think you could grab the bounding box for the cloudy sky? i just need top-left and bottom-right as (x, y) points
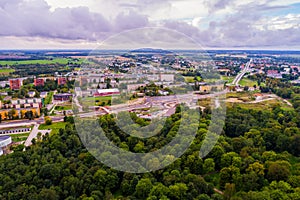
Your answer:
(0, 0), (300, 49)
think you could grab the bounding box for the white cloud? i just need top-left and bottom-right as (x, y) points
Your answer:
(254, 14), (300, 30)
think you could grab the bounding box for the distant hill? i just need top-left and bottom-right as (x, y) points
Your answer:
(130, 48), (173, 54)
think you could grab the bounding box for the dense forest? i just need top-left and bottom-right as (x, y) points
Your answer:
(0, 103), (300, 199)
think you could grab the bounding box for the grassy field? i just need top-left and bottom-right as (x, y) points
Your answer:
(0, 68), (15, 75)
(44, 91), (54, 105)
(82, 96), (112, 106)
(55, 105), (73, 111)
(239, 78), (258, 87)
(184, 76), (195, 83)
(227, 99), (293, 111)
(222, 76), (234, 83)
(222, 76), (258, 87)
(10, 133), (30, 142)
(39, 122), (67, 134)
(0, 58), (84, 66)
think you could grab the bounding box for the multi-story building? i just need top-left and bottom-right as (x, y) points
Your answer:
(53, 93), (73, 101)
(57, 77), (67, 85)
(9, 79), (22, 90)
(34, 78), (44, 87)
(160, 74), (174, 82)
(10, 98), (42, 109)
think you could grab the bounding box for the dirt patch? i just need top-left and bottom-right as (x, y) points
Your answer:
(226, 98), (243, 103)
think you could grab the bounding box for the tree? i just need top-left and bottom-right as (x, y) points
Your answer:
(224, 183), (236, 200)
(267, 161), (291, 182)
(8, 108), (17, 120)
(25, 110), (34, 120)
(219, 166), (240, 189)
(38, 189), (58, 200)
(135, 178), (153, 199)
(169, 183), (188, 200)
(149, 183), (170, 199)
(203, 158), (215, 174)
(289, 135), (300, 156)
(42, 108), (49, 116)
(45, 116), (52, 125)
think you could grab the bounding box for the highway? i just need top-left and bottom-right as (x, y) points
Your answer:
(232, 59), (252, 86)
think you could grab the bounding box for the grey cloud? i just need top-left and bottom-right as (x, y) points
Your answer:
(204, 0), (236, 13)
(204, 2), (300, 48)
(0, 0), (299, 49)
(114, 11), (149, 31)
(0, 0), (150, 41)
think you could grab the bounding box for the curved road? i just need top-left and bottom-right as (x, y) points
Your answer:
(232, 59), (252, 86)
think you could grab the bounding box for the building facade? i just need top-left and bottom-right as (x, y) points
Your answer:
(53, 93), (73, 101)
(34, 78), (45, 87)
(57, 77), (67, 85)
(9, 79), (22, 90)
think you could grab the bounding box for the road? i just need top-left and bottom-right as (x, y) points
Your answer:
(24, 124), (39, 146)
(24, 124), (51, 146)
(73, 95), (83, 112)
(232, 59), (252, 86)
(0, 91), (227, 128)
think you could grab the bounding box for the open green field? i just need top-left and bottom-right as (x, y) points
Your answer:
(44, 91), (54, 105)
(0, 58), (84, 66)
(82, 96), (112, 106)
(222, 76), (258, 87)
(222, 76), (234, 83)
(55, 104), (73, 111)
(227, 99), (293, 111)
(39, 122), (67, 134)
(239, 78), (258, 87)
(0, 68), (15, 74)
(184, 76), (195, 83)
(10, 133), (30, 142)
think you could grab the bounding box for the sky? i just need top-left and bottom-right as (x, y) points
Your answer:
(0, 0), (300, 50)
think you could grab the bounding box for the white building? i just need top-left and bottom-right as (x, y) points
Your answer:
(0, 136), (12, 156)
(160, 74), (174, 82)
(28, 91), (36, 98)
(40, 92), (48, 98)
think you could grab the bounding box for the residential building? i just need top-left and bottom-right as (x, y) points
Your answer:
(34, 78), (44, 87)
(9, 79), (22, 90)
(127, 84), (146, 91)
(160, 74), (174, 82)
(267, 70), (282, 79)
(28, 91), (36, 98)
(53, 93), (73, 101)
(40, 92), (48, 98)
(10, 98), (42, 109)
(57, 77), (67, 85)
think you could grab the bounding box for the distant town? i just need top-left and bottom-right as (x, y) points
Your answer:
(0, 49), (299, 155)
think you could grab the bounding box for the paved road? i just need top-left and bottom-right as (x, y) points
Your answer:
(24, 124), (51, 146)
(73, 95), (83, 112)
(0, 91), (227, 127)
(232, 59), (252, 86)
(24, 124), (39, 146)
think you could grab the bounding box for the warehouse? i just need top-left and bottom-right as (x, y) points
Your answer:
(94, 89), (120, 97)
